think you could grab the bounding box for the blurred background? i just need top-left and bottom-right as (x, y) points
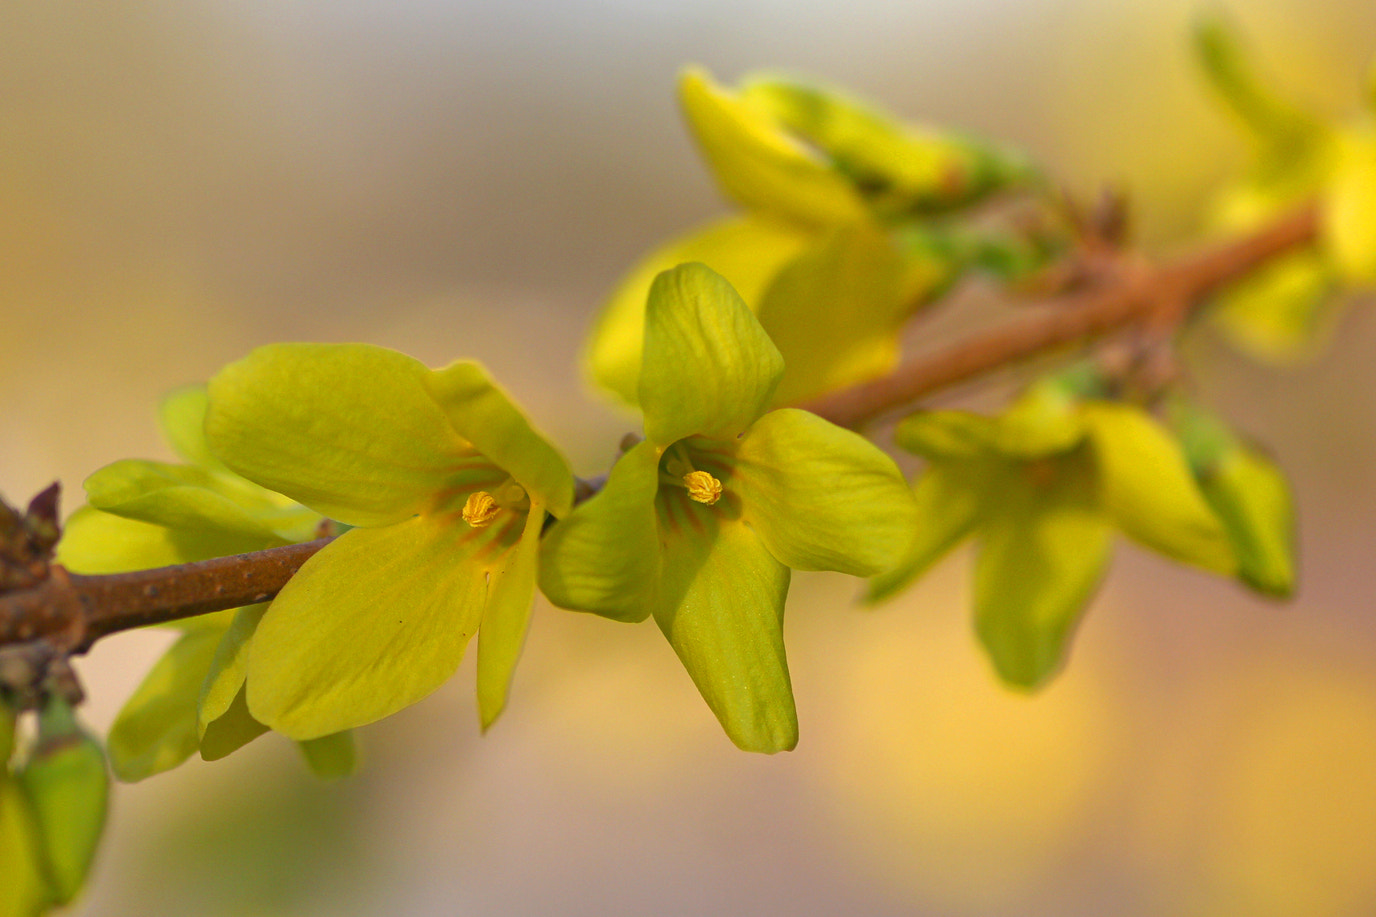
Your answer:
(3, 1), (1376, 914)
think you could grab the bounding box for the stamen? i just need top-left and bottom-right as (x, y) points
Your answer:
(683, 470), (722, 505)
(462, 491), (501, 527)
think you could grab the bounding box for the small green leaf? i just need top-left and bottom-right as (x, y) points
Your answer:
(1323, 129), (1376, 284)
(1192, 10), (1320, 162)
(586, 215), (813, 407)
(893, 410), (1002, 461)
(729, 408), (918, 576)
(652, 503), (796, 754)
(426, 362), (574, 518)
(83, 460), (290, 545)
(246, 517), (492, 739)
(866, 460), (994, 604)
(198, 604), (268, 736)
(1083, 404), (1236, 575)
(475, 505), (544, 730)
(639, 264), (783, 446)
(753, 224), (911, 405)
(206, 343), (467, 527)
(158, 385), (228, 473)
(1198, 446), (1297, 597)
(0, 777), (53, 917)
(973, 457), (1113, 689)
(198, 687), (268, 762)
(679, 68), (868, 227)
(108, 627), (225, 782)
(298, 732), (357, 780)
(741, 74), (1035, 215)
(538, 441), (662, 623)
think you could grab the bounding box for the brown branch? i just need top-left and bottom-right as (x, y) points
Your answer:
(0, 202), (1323, 655)
(802, 202), (1320, 429)
(0, 539), (331, 652)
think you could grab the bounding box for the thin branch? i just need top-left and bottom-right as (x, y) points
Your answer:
(802, 202), (1320, 429)
(0, 202), (1322, 653)
(0, 540), (331, 651)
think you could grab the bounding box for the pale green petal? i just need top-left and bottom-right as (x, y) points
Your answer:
(679, 68), (868, 227)
(1083, 403), (1236, 575)
(1210, 250), (1338, 362)
(1323, 129), (1376, 284)
(866, 460), (994, 604)
(587, 215), (815, 407)
(893, 410), (1001, 461)
(754, 224), (910, 405)
(729, 408), (917, 575)
(973, 457), (1113, 689)
(1198, 446), (1297, 597)
(108, 628), (225, 782)
(652, 501), (795, 753)
(84, 460), (288, 544)
(246, 517), (492, 739)
(0, 778), (53, 917)
(298, 732), (357, 780)
(426, 362), (573, 518)
(206, 343), (467, 527)
(475, 505), (544, 730)
(158, 384), (227, 472)
(198, 686), (268, 762)
(538, 441), (661, 623)
(639, 264), (783, 446)
(198, 604), (268, 736)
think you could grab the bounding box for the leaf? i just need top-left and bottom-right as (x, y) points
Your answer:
(108, 628), (225, 782)
(425, 361), (573, 518)
(1198, 446), (1297, 597)
(0, 778), (53, 917)
(198, 686), (268, 762)
(586, 215), (814, 407)
(83, 460), (291, 545)
(198, 604), (268, 736)
(537, 441), (662, 623)
(298, 732), (357, 780)
(973, 456), (1113, 689)
(741, 74), (1035, 215)
(753, 224), (911, 405)
(678, 68), (868, 227)
(728, 408), (919, 576)
(206, 343), (468, 527)
(651, 499), (796, 753)
(1083, 404), (1236, 575)
(639, 264), (784, 446)
(158, 385), (228, 473)
(246, 517), (495, 739)
(893, 410), (1002, 461)
(866, 460), (994, 604)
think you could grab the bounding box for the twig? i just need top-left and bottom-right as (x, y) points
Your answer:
(802, 202), (1320, 428)
(0, 203), (1322, 651)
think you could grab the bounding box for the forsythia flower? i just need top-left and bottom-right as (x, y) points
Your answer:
(541, 263), (919, 753)
(204, 344), (574, 739)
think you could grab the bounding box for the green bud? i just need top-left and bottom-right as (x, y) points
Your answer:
(18, 698), (109, 906)
(0, 776), (53, 917)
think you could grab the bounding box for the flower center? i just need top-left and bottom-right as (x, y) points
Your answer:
(462, 492), (501, 527)
(682, 470), (722, 505)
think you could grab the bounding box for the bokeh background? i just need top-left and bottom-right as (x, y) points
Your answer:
(3, 1), (1376, 914)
